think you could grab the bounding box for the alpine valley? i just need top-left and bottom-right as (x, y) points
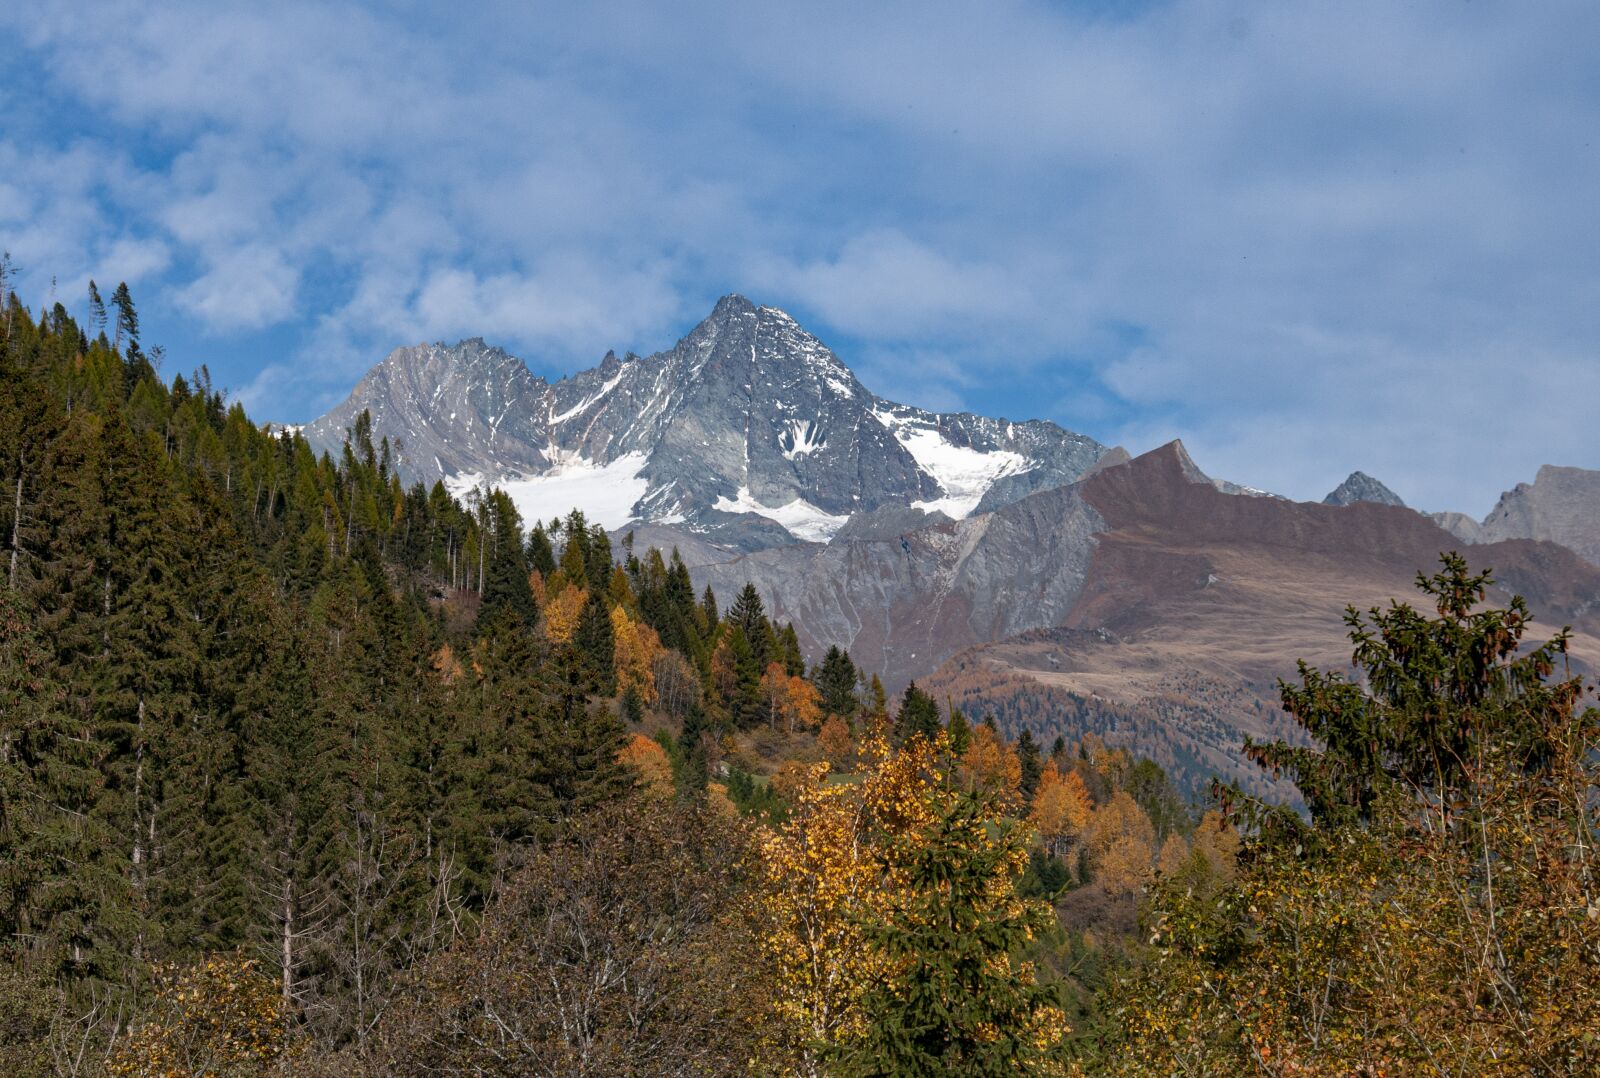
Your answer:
(307, 296), (1600, 797)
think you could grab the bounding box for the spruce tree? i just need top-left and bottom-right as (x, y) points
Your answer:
(838, 793), (1066, 1076)
(574, 593), (616, 695)
(110, 282), (139, 356)
(896, 682), (941, 743)
(815, 645), (860, 719)
(1016, 729), (1042, 803)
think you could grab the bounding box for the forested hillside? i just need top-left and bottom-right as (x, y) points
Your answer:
(2, 289), (1596, 1075)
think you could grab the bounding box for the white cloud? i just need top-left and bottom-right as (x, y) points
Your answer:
(0, 0), (1593, 515)
(174, 245), (299, 331)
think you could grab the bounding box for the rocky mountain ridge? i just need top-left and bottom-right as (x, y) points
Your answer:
(306, 296), (1108, 548)
(1430, 464), (1600, 567)
(1323, 470), (1406, 507)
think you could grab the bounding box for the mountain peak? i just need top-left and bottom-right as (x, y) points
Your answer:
(710, 293), (757, 318)
(307, 297), (1112, 545)
(1323, 471), (1405, 508)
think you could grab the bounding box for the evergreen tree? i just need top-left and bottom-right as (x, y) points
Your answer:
(527, 521), (556, 577)
(574, 593), (616, 695)
(673, 704), (710, 800)
(814, 645), (860, 719)
(1016, 729), (1042, 803)
(475, 491), (535, 631)
(896, 682), (942, 743)
(110, 281), (139, 356)
(946, 707), (973, 756)
(87, 280), (107, 341)
(838, 793), (1066, 1076)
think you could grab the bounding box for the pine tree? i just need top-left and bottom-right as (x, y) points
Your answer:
(475, 491), (535, 631)
(896, 682), (941, 743)
(110, 282), (139, 356)
(814, 644), (859, 719)
(946, 707), (973, 756)
(1016, 729), (1042, 803)
(527, 522), (556, 577)
(836, 792), (1068, 1075)
(574, 593), (616, 695)
(87, 280), (107, 342)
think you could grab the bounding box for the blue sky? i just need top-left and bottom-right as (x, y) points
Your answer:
(2, 0), (1596, 515)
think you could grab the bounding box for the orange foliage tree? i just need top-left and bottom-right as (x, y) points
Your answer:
(957, 722), (1022, 806)
(611, 606), (663, 707)
(1086, 791), (1156, 896)
(760, 662), (823, 733)
(1030, 759), (1093, 858)
(617, 733), (674, 799)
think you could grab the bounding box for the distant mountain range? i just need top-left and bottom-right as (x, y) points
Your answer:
(305, 298), (1600, 795)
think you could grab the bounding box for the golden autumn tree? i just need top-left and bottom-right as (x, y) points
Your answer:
(753, 731), (941, 1072)
(1086, 791), (1156, 895)
(1094, 558), (1600, 1075)
(106, 955), (303, 1076)
(755, 729), (1070, 1074)
(1155, 833), (1189, 877)
(958, 722), (1022, 806)
(611, 605), (663, 707)
(1030, 759), (1092, 858)
(617, 732), (674, 798)
(816, 714), (854, 767)
(540, 582), (587, 646)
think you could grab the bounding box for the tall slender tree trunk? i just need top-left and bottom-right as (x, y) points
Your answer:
(7, 449), (22, 590)
(282, 878), (295, 1006)
(131, 698), (146, 964)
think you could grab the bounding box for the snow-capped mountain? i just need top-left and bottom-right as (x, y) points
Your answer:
(305, 295), (1108, 547)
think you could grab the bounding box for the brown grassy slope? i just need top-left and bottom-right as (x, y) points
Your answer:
(925, 442), (1600, 797)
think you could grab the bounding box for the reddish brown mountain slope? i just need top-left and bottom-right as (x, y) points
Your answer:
(925, 442), (1600, 797)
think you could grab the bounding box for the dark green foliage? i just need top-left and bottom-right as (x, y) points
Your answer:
(620, 684), (644, 724)
(946, 707), (973, 756)
(1247, 552), (1577, 829)
(725, 765), (787, 824)
(672, 705), (711, 799)
(814, 644), (860, 719)
(896, 682), (942, 743)
(475, 490), (536, 631)
(0, 292), (643, 1050)
(527, 521), (556, 577)
(1016, 729), (1042, 802)
(574, 592), (616, 695)
(1123, 758), (1190, 843)
(1017, 846), (1070, 900)
(837, 793), (1066, 1076)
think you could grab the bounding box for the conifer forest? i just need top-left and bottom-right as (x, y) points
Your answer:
(1, 290), (1597, 1076)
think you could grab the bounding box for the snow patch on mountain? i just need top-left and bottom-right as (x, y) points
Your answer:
(780, 419), (827, 459)
(873, 409), (1030, 518)
(447, 451), (650, 531)
(713, 486), (850, 543)
(550, 371), (624, 425)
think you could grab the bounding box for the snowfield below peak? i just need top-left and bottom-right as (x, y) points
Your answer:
(713, 486), (850, 543)
(447, 451), (650, 531)
(873, 409), (1031, 519)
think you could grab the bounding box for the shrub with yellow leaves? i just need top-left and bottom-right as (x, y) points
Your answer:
(106, 954), (302, 1076)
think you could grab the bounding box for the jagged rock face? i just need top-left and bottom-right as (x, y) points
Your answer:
(1477, 465), (1600, 566)
(1323, 471), (1406, 508)
(691, 482), (1106, 689)
(304, 295), (1107, 546)
(305, 338), (554, 480)
(1429, 510), (1486, 545)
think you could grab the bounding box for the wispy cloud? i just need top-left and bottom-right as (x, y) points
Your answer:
(0, 0), (1595, 514)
